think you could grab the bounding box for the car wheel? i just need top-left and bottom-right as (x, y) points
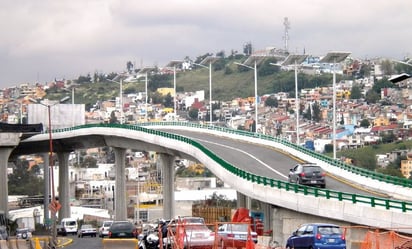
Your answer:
(285, 245), (293, 249)
(22, 233), (28, 240)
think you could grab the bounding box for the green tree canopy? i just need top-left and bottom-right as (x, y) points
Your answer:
(8, 159), (44, 195)
(360, 119), (370, 128)
(350, 85), (362, 99)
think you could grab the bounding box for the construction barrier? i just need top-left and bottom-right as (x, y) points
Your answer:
(102, 238), (139, 249)
(360, 229), (412, 249)
(0, 239), (31, 249)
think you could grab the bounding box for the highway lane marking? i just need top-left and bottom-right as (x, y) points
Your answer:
(194, 138), (288, 179)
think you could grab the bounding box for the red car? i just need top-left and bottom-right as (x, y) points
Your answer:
(217, 223), (257, 249)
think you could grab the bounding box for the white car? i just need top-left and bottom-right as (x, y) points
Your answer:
(99, 220), (113, 238)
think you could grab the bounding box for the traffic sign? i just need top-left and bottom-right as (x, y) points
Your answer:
(48, 200), (61, 213)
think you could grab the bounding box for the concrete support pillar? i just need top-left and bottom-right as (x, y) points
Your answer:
(114, 147), (127, 221)
(159, 153), (175, 219)
(0, 133), (22, 216)
(261, 202), (272, 233)
(0, 148), (14, 215)
(236, 191), (247, 208)
(57, 152), (71, 221)
(43, 153), (50, 223)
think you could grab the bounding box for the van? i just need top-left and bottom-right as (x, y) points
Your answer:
(60, 218), (78, 235)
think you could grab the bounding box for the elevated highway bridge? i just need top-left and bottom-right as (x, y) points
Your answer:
(1, 122), (412, 246)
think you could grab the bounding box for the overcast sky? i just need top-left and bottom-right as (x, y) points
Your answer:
(1, 0), (411, 88)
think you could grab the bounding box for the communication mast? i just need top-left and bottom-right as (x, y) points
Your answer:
(283, 17), (291, 52)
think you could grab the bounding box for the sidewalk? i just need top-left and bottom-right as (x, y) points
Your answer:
(0, 236), (73, 249)
(32, 236), (73, 248)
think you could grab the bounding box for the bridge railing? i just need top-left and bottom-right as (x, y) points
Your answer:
(49, 122), (412, 213)
(137, 121), (412, 188)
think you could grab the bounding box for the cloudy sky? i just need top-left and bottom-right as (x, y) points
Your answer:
(1, 0), (411, 88)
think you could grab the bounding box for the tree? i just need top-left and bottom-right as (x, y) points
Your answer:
(360, 119), (370, 128)
(303, 105), (312, 120)
(265, 96), (278, 108)
(164, 93), (173, 108)
(188, 108), (199, 120)
(372, 77), (394, 93)
(312, 102), (321, 122)
(365, 89), (379, 104)
(380, 59), (394, 75)
(350, 85), (362, 99)
(109, 110), (118, 124)
(8, 159), (44, 195)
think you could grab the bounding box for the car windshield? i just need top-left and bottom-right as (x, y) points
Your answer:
(226, 224), (249, 232)
(182, 217), (204, 224)
(82, 225), (92, 229)
(112, 223), (132, 229)
(303, 166), (321, 173)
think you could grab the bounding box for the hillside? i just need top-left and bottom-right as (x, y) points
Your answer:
(47, 56), (337, 108)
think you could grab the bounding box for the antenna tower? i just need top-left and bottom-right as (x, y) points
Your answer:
(283, 17), (291, 52)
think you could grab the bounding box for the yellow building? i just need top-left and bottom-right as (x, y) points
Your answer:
(373, 115), (390, 127)
(157, 87), (174, 96)
(401, 153), (412, 178)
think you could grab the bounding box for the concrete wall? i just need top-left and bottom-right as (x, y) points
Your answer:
(271, 205), (368, 249)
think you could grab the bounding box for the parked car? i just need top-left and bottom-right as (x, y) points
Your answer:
(217, 223), (257, 249)
(56, 225), (67, 236)
(173, 217), (215, 249)
(99, 220), (113, 238)
(16, 228), (32, 240)
(60, 218), (78, 235)
(108, 221), (138, 239)
(78, 224), (97, 238)
(288, 163), (326, 188)
(285, 223), (346, 249)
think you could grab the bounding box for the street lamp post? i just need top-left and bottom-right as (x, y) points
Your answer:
(319, 51), (351, 159)
(235, 61), (259, 132)
(108, 78), (124, 124)
(278, 54), (308, 145)
(29, 96), (70, 248)
(136, 67), (154, 121)
(166, 61), (184, 119)
(194, 56), (220, 124)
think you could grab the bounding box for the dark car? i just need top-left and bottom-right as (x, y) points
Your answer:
(288, 163), (326, 188)
(108, 221), (138, 239)
(286, 223), (346, 249)
(77, 224), (97, 238)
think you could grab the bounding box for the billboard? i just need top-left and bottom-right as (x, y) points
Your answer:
(27, 103), (85, 131)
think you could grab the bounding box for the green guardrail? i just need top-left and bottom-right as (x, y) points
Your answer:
(137, 121), (412, 188)
(46, 122), (412, 213)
